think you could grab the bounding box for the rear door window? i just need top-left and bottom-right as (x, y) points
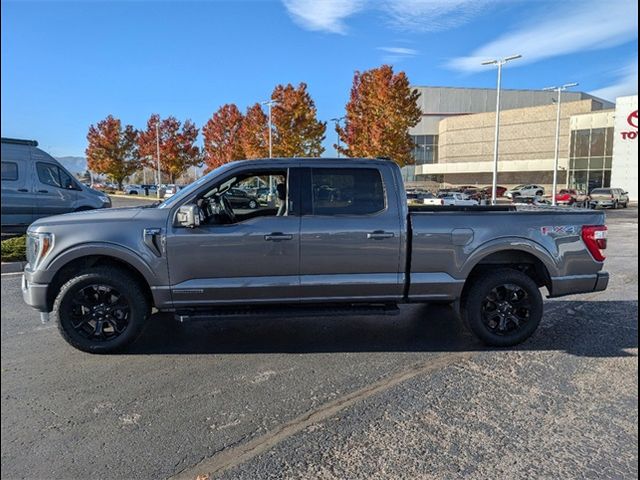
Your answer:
(310, 168), (385, 215)
(1, 161), (18, 181)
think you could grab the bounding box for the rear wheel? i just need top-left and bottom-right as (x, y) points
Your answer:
(535, 190), (543, 196)
(461, 269), (543, 347)
(248, 199), (258, 209)
(53, 267), (150, 353)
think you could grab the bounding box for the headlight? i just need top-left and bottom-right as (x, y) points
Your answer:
(26, 232), (54, 269)
(98, 195), (110, 204)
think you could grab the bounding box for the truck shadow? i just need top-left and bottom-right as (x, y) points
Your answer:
(126, 300), (638, 358)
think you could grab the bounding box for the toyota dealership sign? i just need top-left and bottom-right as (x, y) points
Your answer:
(620, 109), (638, 140)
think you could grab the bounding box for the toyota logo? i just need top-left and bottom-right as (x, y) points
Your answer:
(628, 110), (638, 129)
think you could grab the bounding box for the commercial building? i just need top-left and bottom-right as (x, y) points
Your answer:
(406, 87), (638, 200)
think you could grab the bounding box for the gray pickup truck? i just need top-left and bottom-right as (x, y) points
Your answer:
(22, 158), (609, 353)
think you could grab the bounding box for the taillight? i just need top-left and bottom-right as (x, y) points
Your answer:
(582, 225), (607, 261)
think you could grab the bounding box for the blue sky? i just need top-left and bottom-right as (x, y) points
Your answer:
(1, 0), (638, 157)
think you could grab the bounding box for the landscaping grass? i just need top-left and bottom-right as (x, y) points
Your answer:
(1, 235), (26, 262)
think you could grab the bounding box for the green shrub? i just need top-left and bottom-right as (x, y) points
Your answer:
(1, 235), (26, 262)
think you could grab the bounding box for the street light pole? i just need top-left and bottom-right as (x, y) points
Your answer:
(261, 99), (280, 158)
(482, 54), (522, 204)
(155, 121), (162, 198)
(330, 116), (345, 157)
(543, 82), (578, 205)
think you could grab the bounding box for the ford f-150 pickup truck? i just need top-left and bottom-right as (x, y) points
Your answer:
(22, 158), (609, 353)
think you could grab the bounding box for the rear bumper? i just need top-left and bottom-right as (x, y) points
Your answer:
(549, 271), (609, 298)
(21, 272), (50, 312)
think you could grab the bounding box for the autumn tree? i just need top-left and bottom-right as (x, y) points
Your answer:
(202, 104), (245, 172)
(336, 65), (422, 166)
(138, 114), (200, 183)
(240, 103), (269, 159)
(85, 115), (140, 189)
(271, 83), (326, 157)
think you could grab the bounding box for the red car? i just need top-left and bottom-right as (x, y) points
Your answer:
(482, 185), (508, 198)
(555, 189), (589, 205)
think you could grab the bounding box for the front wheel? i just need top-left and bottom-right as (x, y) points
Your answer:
(53, 267), (150, 353)
(248, 200), (258, 209)
(461, 269), (543, 347)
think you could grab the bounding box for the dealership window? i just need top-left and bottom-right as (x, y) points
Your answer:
(568, 127), (614, 193)
(411, 135), (438, 165)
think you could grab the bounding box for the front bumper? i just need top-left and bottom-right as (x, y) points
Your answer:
(549, 271), (609, 298)
(22, 271), (50, 312)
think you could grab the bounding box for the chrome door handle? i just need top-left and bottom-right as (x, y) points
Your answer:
(367, 231), (395, 240)
(17, 189), (29, 192)
(264, 233), (293, 241)
(38, 189), (49, 193)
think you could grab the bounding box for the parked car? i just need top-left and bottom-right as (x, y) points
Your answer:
(555, 189), (590, 206)
(22, 158), (608, 353)
(462, 188), (486, 202)
(505, 184), (545, 198)
(125, 184), (158, 196)
(162, 184), (184, 198)
(406, 191), (436, 206)
(512, 195), (551, 206)
(441, 192), (479, 206)
(589, 188), (630, 209)
(482, 185), (508, 198)
(1, 137), (111, 233)
(224, 187), (259, 209)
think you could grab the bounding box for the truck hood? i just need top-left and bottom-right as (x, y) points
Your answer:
(29, 207), (145, 230)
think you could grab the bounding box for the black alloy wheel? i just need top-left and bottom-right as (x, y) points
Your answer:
(480, 283), (531, 336)
(70, 284), (131, 341)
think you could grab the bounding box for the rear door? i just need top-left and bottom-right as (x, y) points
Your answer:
(298, 165), (403, 301)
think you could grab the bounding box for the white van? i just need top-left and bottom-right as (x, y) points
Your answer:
(1, 138), (111, 233)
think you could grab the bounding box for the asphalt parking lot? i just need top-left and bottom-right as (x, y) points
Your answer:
(1, 202), (637, 480)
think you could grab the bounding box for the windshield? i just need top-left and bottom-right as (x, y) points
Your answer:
(157, 162), (239, 209)
(591, 189), (610, 194)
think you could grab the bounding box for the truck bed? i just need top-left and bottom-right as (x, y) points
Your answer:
(405, 207), (607, 301)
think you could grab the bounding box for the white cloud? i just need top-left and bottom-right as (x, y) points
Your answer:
(281, 0), (499, 34)
(590, 61), (639, 101)
(281, 0), (366, 34)
(447, 0), (638, 72)
(383, 0), (499, 32)
(378, 47), (419, 55)
(378, 46), (419, 63)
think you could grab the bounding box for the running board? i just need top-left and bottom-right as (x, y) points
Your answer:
(174, 303), (400, 322)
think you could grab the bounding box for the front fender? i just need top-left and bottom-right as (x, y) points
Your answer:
(33, 242), (161, 286)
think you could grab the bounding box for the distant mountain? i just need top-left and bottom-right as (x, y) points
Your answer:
(56, 156), (87, 175)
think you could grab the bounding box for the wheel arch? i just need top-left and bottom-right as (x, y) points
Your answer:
(44, 246), (157, 312)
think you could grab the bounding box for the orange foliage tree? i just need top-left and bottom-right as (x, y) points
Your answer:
(240, 103), (269, 159)
(138, 114), (200, 183)
(271, 83), (326, 157)
(336, 65), (422, 166)
(86, 115), (140, 189)
(202, 104), (245, 172)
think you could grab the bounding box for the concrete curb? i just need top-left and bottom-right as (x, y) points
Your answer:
(1, 261), (26, 274)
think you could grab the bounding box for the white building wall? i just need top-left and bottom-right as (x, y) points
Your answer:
(610, 95), (638, 201)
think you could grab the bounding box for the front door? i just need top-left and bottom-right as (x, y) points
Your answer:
(165, 167), (300, 307)
(298, 166), (404, 302)
(34, 161), (77, 219)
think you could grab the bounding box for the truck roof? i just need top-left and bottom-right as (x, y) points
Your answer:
(1, 137), (39, 146)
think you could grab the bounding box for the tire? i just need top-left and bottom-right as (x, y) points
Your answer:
(535, 190), (543, 196)
(248, 200), (258, 209)
(53, 266), (150, 353)
(461, 268), (543, 347)
(129, 191), (138, 195)
(623, 202), (628, 208)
